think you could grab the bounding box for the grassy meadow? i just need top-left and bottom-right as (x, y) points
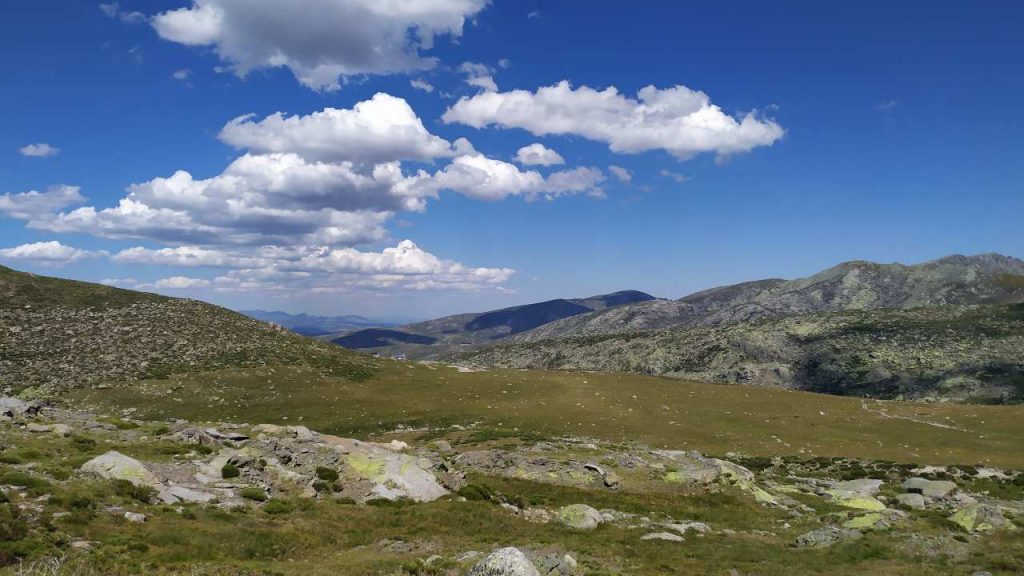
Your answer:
(72, 361), (1024, 469)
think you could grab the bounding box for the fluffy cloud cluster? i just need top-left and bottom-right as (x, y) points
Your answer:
(0, 185), (84, 220)
(23, 95), (601, 250)
(105, 240), (513, 293)
(151, 0), (488, 91)
(6, 94), (613, 293)
(0, 241), (106, 266)
(443, 81), (784, 160)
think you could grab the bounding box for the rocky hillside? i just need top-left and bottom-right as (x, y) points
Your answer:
(0, 266), (376, 394)
(459, 304), (1024, 403)
(512, 254), (1024, 343)
(325, 290), (656, 359)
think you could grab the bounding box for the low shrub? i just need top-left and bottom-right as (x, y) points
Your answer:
(221, 463), (240, 479)
(239, 487), (267, 502)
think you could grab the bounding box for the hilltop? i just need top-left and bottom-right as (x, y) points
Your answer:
(0, 266), (377, 394)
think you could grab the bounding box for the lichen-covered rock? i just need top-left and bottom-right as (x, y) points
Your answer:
(468, 547), (540, 576)
(336, 439), (448, 502)
(81, 451), (157, 487)
(948, 504), (1015, 533)
(555, 504), (602, 530)
(795, 525), (863, 548)
(825, 489), (887, 511)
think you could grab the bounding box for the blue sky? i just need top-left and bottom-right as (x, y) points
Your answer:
(1, 1), (1022, 321)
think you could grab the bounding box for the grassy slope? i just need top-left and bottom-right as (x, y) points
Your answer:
(73, 362), (1024, 469)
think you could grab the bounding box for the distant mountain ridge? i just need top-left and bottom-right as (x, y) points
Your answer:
(240, 310), (394, 336)
(326, 290), (657, 358)
(510, 253), (1024, 343)
(457, 253), (1024, 403)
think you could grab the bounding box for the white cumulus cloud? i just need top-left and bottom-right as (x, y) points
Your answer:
(0, 185), (85, 220)
(608, 165), (631, 183)
(19, 143), (60, 158)
(0, 241), (107, 267)
(515, 143), (564, 166)
(443, 80), (784, 160)
(427, 154), (603, 201)
(218, 93), (454, 164)
(151, 0), (489, 91)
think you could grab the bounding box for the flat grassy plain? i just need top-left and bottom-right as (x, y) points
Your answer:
(72, 361), (1024, 469)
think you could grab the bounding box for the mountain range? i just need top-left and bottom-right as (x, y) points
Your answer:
(240, 310), (394, 336)
(456, 254), (1024, 402)
(325, 290), (656, 358)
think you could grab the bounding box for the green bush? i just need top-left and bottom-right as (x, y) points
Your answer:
(194, 444), (214, 455)
(221, 463), (240, 479)
(111, 479), (155, 503)
(263, 499), (291, 515)
(315, 466), (339, 482)
(312, 480), (330, 493)
(457, 483), (493, 501)
(239, 487), (268, 502)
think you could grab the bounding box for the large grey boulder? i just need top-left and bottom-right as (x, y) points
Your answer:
(468, 547), (540, 576)
(0, 397), (38, 419)
(832, 478), (883, 496)
(80, 451), (157, 487)
(554, 504), (602, 530)
(902, 477), (957, 499)
(895, 493), (926, 510)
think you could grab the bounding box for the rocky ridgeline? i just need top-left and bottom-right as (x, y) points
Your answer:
(0, 299), (376, 394)
(459, 304), (1024, 402)
(2, 398), (1021, 574)
(511, 254), (1024, 343)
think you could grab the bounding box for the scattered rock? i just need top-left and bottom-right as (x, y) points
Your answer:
(536, 553), (579, 576)
(641, 532), (684, 542)
(468, 547), (540, 576)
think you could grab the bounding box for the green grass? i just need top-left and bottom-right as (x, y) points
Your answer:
(72, 362), (1024, 469)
